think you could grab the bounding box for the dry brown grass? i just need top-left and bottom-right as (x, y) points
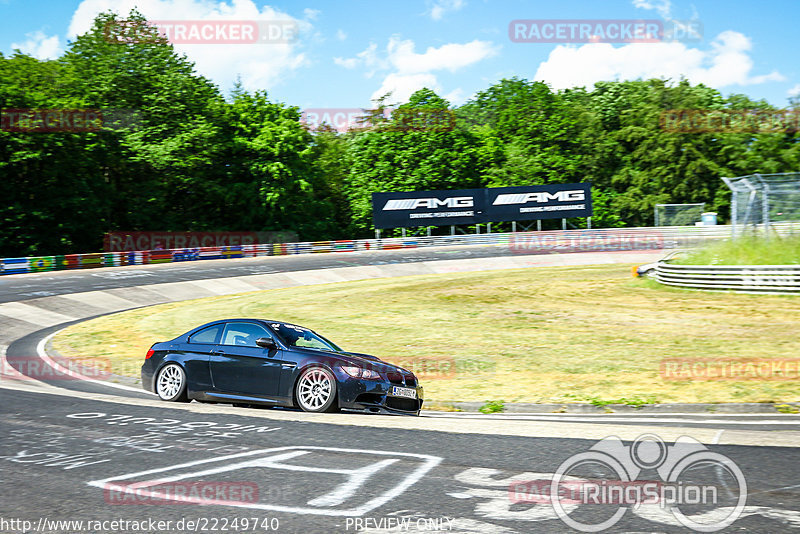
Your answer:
(53, 264), (800, 404)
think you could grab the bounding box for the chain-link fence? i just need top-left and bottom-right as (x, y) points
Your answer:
(722, 173), (800, 237)
(654, 203), (705, 226)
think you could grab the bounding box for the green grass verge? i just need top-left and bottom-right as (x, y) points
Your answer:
(53, 265), (800, 405)
(674, 234), (800, 265)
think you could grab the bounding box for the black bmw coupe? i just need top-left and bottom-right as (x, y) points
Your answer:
(141, 319), (422, 415)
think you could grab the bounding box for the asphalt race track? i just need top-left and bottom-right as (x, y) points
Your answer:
(0, 243), (527, 303)
(2, 245), (800, 533)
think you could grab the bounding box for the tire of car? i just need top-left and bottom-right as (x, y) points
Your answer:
(295, 366), (338, 413)
(155, 363), (189, 402)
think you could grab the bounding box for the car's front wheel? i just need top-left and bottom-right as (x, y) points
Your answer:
(295, 367), (338, 413)
(156, 363), (189, 402)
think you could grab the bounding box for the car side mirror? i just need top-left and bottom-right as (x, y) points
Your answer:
(256, 337), (277, 349)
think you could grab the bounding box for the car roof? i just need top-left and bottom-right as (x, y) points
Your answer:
(190, 318), (304, 331)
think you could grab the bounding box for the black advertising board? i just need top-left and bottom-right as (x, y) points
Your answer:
(371, 188), (484, 229)
(486, 183), (592, 222)
(372, 183), (592, 229)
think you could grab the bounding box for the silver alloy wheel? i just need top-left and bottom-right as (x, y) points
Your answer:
(156, 364), (186, 401)
(296, 367), (336, 412)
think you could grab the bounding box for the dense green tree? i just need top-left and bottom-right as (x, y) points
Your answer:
(344, 89), (484, 232)
(2, 10), (798, 256)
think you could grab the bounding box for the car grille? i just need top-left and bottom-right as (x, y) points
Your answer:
(386, 372), (404, 385)
(354, 393), (383, 405)
(386, 372), (417, 386)
(386, 397), (420, 412)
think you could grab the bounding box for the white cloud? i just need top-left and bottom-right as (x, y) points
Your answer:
(789, 84), (800, 97)
(334, 42), (382, 74)
(632, 0), (672, 19)
(429, 0), (465, 21)
(336, 29), (347, 41)
(387, 38), (498, 74)
(11, 31), (61, 59)
(337, 36), (497, 103)
(68, 0), (310, 92)
(534, 31), (785, 91)
(303, 8), (320, 20)
(333, 57), (358, 69)
(444, 87), (466, 105)
(371, 73), (441, 103)
(338, 37), (498, 75)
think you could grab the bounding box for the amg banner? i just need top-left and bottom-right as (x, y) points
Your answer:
(372, 183), (592, 229)
(486, 183), (592, 222)
(371, 188), (484, 229)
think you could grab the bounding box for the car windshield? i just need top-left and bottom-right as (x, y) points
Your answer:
(269, 322), (341, 352)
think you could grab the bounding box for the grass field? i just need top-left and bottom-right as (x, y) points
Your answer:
(675, 234), (800, 265)
(52, 264), (800, 406)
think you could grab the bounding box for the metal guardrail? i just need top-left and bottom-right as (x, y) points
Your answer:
(655, 263), (800, 294)
(1, 223), (796, 276)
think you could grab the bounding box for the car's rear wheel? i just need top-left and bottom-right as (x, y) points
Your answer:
(156, 363), (189, 402)
(295, 367), (338, 413)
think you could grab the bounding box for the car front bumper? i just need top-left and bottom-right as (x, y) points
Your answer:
(337, 377), (423, 415)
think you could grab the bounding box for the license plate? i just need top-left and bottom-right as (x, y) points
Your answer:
(390, 386), (417, 399)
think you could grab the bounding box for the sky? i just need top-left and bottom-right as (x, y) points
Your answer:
(1, 0), (798, 111)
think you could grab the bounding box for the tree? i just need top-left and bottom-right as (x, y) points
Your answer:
(344, 89), (484, 233)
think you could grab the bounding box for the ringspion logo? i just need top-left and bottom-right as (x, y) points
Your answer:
(513, 434), (747, 532)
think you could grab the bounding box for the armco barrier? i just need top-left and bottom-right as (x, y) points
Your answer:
(1, 224), (797, 276)
(655, 262), (800, 294)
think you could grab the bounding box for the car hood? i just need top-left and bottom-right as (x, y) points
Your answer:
(290, 347), (411, 374)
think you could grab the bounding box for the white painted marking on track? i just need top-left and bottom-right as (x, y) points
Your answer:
(423, 413), (800, 425)
(424, 411), (799, 417)
(308, 458), (400, 507)
(88, 446), (442, 516)
(36, 331), (153, 395)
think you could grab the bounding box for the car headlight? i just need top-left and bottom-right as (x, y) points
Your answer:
(340, 365), (381, 380)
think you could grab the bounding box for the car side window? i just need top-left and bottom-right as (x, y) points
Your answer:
(189, 324), (222, 344)
(221, 323), (271, 348)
